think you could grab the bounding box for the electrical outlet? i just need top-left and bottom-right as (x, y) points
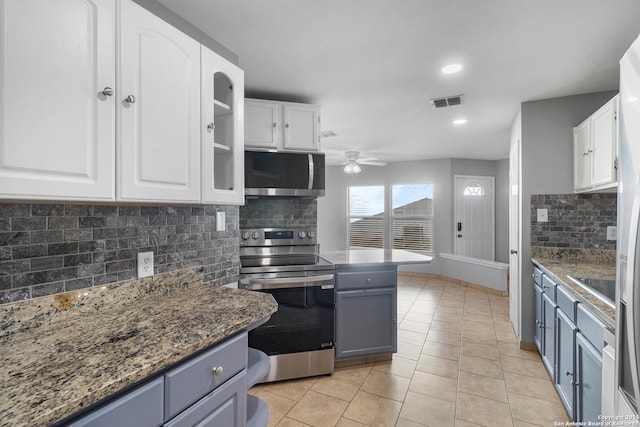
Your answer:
(607, 226), (617, 241)
(216, 211), (225, 232)
(537, 208), (549, 222)
(137, 251), (154, 278)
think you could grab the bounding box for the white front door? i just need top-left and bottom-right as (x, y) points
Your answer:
(509, 137), (521, 339)
(454, 175), (495, 260)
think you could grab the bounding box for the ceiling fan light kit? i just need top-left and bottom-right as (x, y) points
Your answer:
(341, 151), (385, 174)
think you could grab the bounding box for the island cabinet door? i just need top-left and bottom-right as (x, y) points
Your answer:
(335, 287), (397, 359)
(66, 377), (164, 427)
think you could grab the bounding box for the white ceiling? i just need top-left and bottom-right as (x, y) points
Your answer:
(157, 0), (640, 165)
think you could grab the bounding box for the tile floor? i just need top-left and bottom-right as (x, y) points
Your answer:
(249, 274), (570, 427)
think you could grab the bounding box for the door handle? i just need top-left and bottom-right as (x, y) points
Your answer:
(510, 249), (518, 254)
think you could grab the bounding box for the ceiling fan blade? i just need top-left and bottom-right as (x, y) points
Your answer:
(357, 157), (379, 162)
(358, 161), (386, 166)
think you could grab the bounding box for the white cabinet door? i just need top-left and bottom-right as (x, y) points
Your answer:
(0, 0), (115, 201)
(573, 119), (591, 191)
(283, 103), (320, 151)
(591, 96), (617, 187)
(201, 45), (244, 205)
(118, 0), (201, 203)
(245, 100), (279, 149)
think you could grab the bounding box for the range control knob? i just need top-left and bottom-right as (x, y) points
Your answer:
(298, 231), (307, 239)
(307, 231), (316, 239)
(241, 232), (250, 240)
(252, 231), (260, 240)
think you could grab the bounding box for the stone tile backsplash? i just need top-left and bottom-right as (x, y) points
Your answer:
(240, 198), (317, 229)
(531, 193), (617, 250)
(0, 203), (239, 304)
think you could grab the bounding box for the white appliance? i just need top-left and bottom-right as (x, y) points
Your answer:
(616, 33), (640, 420)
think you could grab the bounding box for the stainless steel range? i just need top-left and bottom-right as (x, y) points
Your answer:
(239, 228), (335, 383)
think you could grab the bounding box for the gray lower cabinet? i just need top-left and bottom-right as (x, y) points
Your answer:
(575, 332), (603, 422)
(65, 330), (269, 427)
(67, 378), (164, 427)
(335, 266), (397, 360)
(164, 373), (246, 427)
(556, 308), (577, 419)
(534, 282), (543, 351)
(531, 262), (608, 423)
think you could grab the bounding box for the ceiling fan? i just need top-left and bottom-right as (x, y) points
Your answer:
(342, 151), (386, 174)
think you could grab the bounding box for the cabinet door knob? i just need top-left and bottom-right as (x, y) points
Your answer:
(285, 123), (289, 128)
(272, 122), (277, 128)
(125, 94), (136, 104)
(213, 366), (224, 376)
(366, 278), (372, 283)
(101, 87), (114, 97)
(510, 249), (518, 255)
(207, 123), (215, 131)
(565, 370), (573, 377)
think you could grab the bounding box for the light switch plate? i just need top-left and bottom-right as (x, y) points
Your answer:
(537, 208), (549, 222)
(607, 226), (617, 241)
(137, 251), (154, 278)
(216, 211), (225, 232)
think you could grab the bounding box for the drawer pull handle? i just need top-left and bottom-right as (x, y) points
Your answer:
(366, 278), (372, 283)
(213, 366), (224, 377)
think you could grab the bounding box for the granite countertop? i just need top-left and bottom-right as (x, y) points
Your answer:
(531, 248), (615, 326)
(0, 268), (277, 427)
(320, 249), (434, 267)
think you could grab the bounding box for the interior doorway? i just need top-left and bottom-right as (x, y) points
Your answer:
(454, 175), (495, 261)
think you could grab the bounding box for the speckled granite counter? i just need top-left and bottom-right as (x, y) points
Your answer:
(531, 247), (615, 326)
(320, 249), (433, 267)
(0, 268), (277, 427)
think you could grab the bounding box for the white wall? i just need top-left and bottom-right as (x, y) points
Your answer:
(517, 90), (617, 344)
(317, 157), (510, 275)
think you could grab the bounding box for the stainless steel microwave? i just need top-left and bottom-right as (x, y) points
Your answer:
(244, 150), (325, 197)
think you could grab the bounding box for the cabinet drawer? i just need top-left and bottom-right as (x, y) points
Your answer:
(336, 269), (397, 291)
(164, 372), (247, 427)
(576, 304), (606, 354)
(164, 332), (248, 421)
(533, 267), (543, 286)
(542, 275), (557, 302)
(556, 285), (578, 322)
(67, 378), (164, 427)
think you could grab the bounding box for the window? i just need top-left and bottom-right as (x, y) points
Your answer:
(463, 182), (486, 196)
(392, 184), (433, 252)
(348, 186), (384, 248)
(347, 184), (434, 253)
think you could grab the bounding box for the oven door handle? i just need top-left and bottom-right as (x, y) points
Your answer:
(244, 274), (334, 290)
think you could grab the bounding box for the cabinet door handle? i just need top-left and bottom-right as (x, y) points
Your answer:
(510, 249), (518, 255)
(272, 122), (277, 127)
(207, 123), (215, 132)
(101, 87), (114, 97)
(124, 94), (136, 104)
(285, 123), (289, 128)
(212, 366), (224, 376)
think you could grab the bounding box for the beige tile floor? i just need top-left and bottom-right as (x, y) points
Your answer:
(249, 274), (570, 427)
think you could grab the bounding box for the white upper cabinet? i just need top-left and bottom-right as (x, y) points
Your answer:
(117, 0), (201, 203)
(201, 45), (245, 205)
(245, 99), (320, 151)
(0, 0), (115, 201)
(283, 103), (320, 151)
(245, 100), (280, 149)
(573, 120), (591, 191)
(573, 95), (618, 193)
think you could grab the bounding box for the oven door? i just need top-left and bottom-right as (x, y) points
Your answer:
(239, 272), (335, 355)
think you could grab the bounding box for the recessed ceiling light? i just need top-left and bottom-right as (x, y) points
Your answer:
(441, 64), (462, 74)
(453, 118), (467, 125)
(628, 96), (638, 103)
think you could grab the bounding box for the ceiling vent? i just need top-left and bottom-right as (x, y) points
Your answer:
(430, 94), (464, 109)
